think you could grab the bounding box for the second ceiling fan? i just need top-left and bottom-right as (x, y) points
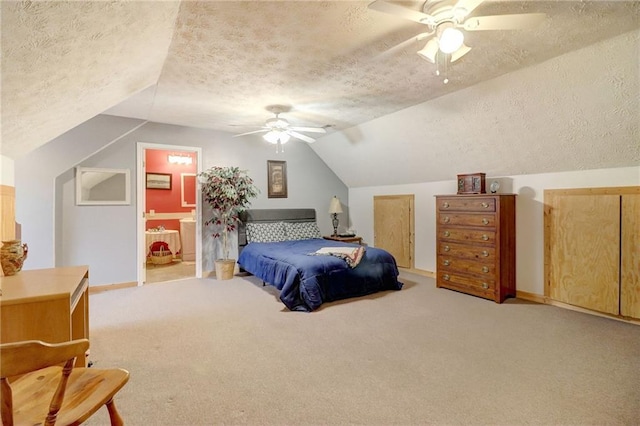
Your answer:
(369, 0), (546, 70)
(234, 106), (326, 153)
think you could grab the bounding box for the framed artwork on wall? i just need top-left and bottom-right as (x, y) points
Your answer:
(267, 160), (287, 198)
(146, 172), (172, 190)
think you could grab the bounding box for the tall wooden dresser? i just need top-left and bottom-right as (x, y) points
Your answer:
(435, 194), (516, 303)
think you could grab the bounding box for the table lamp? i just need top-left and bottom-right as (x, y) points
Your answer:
(329, 196), (343, 236)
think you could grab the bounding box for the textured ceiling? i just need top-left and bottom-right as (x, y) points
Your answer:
(2, 1), (639, 168)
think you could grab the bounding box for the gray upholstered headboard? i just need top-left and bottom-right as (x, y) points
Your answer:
(238, 208), (316, 255)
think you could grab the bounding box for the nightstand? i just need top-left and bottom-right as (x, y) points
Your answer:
(323, 235), (363, 245)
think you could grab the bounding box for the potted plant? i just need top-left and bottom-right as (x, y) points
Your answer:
(199, 166), (259, 280)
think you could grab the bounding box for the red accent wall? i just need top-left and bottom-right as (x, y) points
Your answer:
(146, 149), (197, 232)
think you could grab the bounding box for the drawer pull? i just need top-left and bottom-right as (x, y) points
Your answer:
(482, 282), (489, 289)
(443, 216), (450, 223)
(482, 218), (489, 225)
(482, 266), (489, 273)
(444, 245), (450, 252)
(443, 260), (450, 266)
(444, 231), (450, 237)
(443, 274), (450, 281)
(482, 234), (489, 241)
(482, 250), (489, 257)
(481, 202), (489, 208)
(442, 202), (449, 209)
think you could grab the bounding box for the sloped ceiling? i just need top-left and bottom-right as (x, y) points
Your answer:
(2, 1), (639, 184)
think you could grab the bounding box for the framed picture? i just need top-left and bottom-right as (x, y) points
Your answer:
(267, 160), (287, 198)
(146, 172), (172, 190)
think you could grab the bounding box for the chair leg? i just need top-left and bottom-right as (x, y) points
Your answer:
(105, 398), (124, 426)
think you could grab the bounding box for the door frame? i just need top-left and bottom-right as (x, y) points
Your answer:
(136, 142), (203, 285)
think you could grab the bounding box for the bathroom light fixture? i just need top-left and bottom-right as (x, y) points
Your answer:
(329, 196), (343, 237)
(168, 154), (193, 165)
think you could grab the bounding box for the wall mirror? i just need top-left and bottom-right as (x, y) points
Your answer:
(76, 167), (131, 205)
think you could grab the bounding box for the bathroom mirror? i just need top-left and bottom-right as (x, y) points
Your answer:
(76, 167), (131, 205)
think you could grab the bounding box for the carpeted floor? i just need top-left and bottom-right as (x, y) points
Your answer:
(85, 272), (640, 425)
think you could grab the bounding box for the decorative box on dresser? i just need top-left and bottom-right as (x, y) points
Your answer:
(435, 194), (516, 303)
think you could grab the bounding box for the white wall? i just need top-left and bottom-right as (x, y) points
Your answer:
(1, 155), (15, 186)
(15, 115), (147, 270)
(17, 116), (348, 286)
(349, 166), (640, 296)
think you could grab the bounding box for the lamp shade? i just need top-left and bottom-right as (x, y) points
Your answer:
(329, 196), (343, 214)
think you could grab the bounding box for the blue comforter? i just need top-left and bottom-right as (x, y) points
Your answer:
(238, 238), (402, 312)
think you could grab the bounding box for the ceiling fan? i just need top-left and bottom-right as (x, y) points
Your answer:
(234, 107), (327, 153)
(369, 0), (546, 80)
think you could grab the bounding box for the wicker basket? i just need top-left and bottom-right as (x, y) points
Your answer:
(150, 247), (173, 265)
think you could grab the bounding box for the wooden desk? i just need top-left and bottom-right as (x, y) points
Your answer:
(323, 235), (363, 245)
(0, 266), (89, 366)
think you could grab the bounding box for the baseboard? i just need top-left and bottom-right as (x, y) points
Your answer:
(398, 267), (435, 278)
(89, 281), (138, 294)
(545, 299), (640, 325)
(515, 290), (546, 304)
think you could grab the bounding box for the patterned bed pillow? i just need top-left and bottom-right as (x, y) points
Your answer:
(284, 221), (322, 240)
(246, 222), (287, 243)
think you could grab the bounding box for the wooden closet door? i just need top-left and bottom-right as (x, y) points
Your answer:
(548, 194), (620, 315)
(373, 195), (414, 269)
(621, 194), (640, 318)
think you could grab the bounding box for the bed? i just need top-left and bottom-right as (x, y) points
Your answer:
(237, 208), (402, 312)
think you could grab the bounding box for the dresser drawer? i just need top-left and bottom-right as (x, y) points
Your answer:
(439, 228), (496, 244)
(438, 197), (496, 212)
(438, 256), (496, 276)
(438, 241), (495, 260)
(437, 271), (496, 292)
(438, 213), (496, 227)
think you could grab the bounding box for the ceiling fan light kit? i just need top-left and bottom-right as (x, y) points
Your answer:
(438, 24), (464, 54)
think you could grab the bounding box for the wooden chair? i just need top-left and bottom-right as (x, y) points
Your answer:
(0, 339), (129, 426)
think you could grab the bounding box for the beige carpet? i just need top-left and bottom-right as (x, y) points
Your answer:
(85, 272), (640, 425)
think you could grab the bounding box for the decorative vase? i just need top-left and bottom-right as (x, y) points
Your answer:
(214, 259), (235, 280)
(1, 240), (28, 276)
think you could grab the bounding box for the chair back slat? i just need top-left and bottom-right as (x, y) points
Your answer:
(0, 340), (89, 378)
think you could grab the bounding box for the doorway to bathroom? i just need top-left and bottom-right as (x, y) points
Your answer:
(136, 143), (202, 286)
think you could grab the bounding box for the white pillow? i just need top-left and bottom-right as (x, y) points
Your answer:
(246, 222), (286, 243)
(284, 221), (322, 240)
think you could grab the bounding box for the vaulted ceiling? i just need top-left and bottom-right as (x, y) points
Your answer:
(2, 1), (639, 184)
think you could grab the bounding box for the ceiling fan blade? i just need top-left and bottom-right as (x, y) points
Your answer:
(233, 129), (268, 137)
(377, 31), (435, 59)
(288, 131), (316, 144)
(451, 44), (472, 62)
(368, 0), (432, 25)
(289, 126), (326, 134)
(417, 38), (439, 63)
(463, 13), (546, 31)
(453, 0), (485, 17)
